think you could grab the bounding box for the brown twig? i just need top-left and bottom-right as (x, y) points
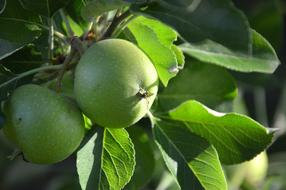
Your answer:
(56, 36), (85, 92)
(56, 49), (77, 92)
(71, 37), (85, 56)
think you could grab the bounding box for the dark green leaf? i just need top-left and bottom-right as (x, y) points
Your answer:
(0, 0), (6, 14)
(0, 0), (41, 60)
(123, 0), (147, 3)
(77, 127), (135, 190)
(128, 16), (183, 86)
(154, 119), (227, 190)
(0, 21), (40, 60)
(0, 63), (20, 103)
(81, 0), (129, 21)
(0, 0), (40, 21)
(168, 100), (273, 164)
(125, 126), (155, 190)
(158, 59), (237, 111)
(19, 0), (71, 17)
(0, 65), (33, 102)
(0, 46), (44, 74)
(181, 30), (280, 73)
(159, 0), (193, 7)
(251, 1), (283, 50)
(235, 0), (284, 50)
(133, 0), (251, 52)
(33, 30), (49, 61)
(65, 0), (87, 26)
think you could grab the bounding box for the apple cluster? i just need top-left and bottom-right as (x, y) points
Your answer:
(2, 39), (159, 164)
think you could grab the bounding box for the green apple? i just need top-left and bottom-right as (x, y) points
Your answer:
(226, 151), (268, 188)
(3, 84), (85, 164)
(245, 151), (268, 185)
(74, 39), (158, 128)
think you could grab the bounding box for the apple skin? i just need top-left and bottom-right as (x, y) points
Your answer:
(74, 39), (158, 128)
(3, 84), (85, 164)
(245, 151), (268, 185)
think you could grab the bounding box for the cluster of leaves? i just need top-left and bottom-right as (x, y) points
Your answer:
(0, 0), (281, 190)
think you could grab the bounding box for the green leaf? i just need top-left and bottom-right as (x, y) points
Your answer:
(158, 59), (237, 111)
(0, 0), (6, 14)
(252, 1), (283, 50)
(128, 16), (183, 86)
(62, 15), (84, 36)
(125, 126), (155, 190)
(181, 30), (280, 73)
(0, 65), (35, 102)
(77, 127), (135, 190)
(168, 100), (273, 164)
(65, 0), (87, 26)
(19, 0), (70, 17)
(133, 0), (251, 52)
(81, 0), (129, 21)
(0, 0), (41, 60)
(237, 1), (284, 50)
(172, 45), (185, 68)
(0, 21), (40, 60)
(154, 119), (227, 190)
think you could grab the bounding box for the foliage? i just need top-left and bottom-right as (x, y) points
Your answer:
(0, 0), (283, 190)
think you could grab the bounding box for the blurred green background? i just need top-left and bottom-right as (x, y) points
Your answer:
(1, 0), (286, 189)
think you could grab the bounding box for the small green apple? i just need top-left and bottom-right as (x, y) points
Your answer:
(3, 84), (85, 164)
(74, 39), (158, 128)
(245, 151), (268, 185)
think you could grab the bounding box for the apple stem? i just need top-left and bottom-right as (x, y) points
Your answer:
(71, 37), (85, 56)
(56, 49), (78, 92)
(56, 37), (85, 92)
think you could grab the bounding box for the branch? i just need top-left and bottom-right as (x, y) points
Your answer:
(56, 49), (78, 92)
(56, 37), (83, 91)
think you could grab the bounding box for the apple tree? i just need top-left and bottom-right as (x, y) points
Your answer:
(0, 0), (281, 189)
